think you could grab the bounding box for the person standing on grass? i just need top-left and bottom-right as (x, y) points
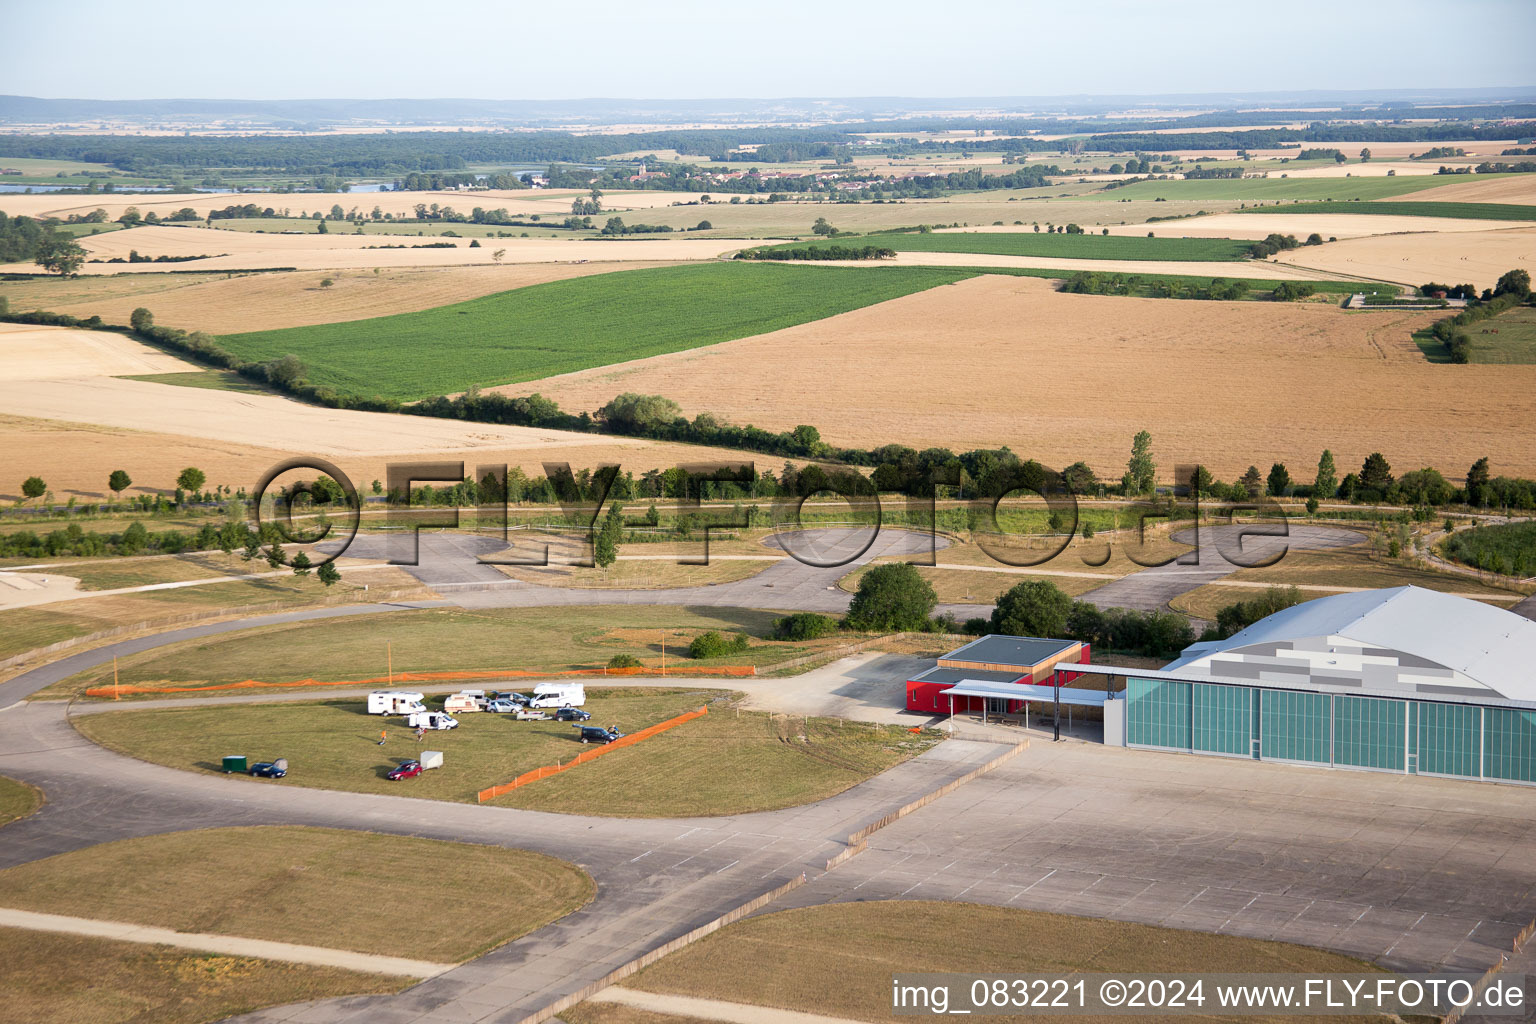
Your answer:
(415, 725), (425, 743)
(378, 728), (387, 746)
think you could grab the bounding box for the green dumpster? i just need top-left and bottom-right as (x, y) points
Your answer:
(222, 755), (248, 773)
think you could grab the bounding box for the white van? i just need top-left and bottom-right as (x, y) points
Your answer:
(529, 682), (586, 709)
(368, 691), (426, 716)
(407, 710), (458, 731)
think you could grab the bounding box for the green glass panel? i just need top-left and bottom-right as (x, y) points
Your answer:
(1126, 677), (1190, 750)
(1333, 695), (1405, 771)
(1192, 683), (1251, 756)
(1260, 689), (1331, 764)
(1484, 708), (1536, 784)
(1416, 702), (1480, 779)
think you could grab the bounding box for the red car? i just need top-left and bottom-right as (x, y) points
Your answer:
(386, 760), (423, 781)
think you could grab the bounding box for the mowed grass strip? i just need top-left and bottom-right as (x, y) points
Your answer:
(1239, 199), (1536, 221)
(217, 262), (977, 401)
(74, 691), (935, 815)
(0, 927), (406, 1024)
(491, 711), (937, 816)
(757, 231), (1252, 261)
(615, 901), (1388, 1024)
(40, 605), (822, 701)
(0, 826), (593, 962)
(0, 776), (42, 827)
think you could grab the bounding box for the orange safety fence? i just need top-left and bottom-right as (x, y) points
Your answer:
(477, 705), (708, 803)
(85, 665), (754, 698)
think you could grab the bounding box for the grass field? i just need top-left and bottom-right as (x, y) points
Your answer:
(74, 691), (936, 814)
(755, 231), (1254, 261)
(1, 567), (426, 666)
(1242, 200), (1536, 221)
(217, 263), (977, 400)
(1073, 175), (1464, 203)
(0, 826), (593, 961)
(1465, 305), (1536, 364)
(0, 927), (405, 1024)
(0, 775), (42, 827)
(40, 605), (824, 700)
(610, 901), (1389, 1024)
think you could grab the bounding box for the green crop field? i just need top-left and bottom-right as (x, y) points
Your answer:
(1068, 175), (1470, 203)
(218, 263), (977, 401)
(754, 231), (1252, 261)
(1239, 199), (1536, 221)
(956, 265), (1395, 298)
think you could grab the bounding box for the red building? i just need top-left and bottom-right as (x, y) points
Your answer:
(906, 635), (1089, 715)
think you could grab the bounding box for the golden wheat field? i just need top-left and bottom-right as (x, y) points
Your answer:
(1385, 174), (1536, 205)
(0, 262), (667, 333)
(0, 224), (738, 275)
(0, 326), (796, 501)
(522, 274), (1536, 480)
(1275, 226), (1536, 289)
(0, 188), (719, 223)
(0, 412), (790, 504)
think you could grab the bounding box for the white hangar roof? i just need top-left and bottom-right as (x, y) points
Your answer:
(1163, 586), (1536, 706)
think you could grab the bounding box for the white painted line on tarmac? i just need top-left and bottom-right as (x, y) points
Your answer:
(0, 906), (452, 977)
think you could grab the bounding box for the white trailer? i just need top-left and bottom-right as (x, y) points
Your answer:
(443, 693), (483, 713)
(529, 682), (585, 708)
(368, 691), (426, 715)
(407, 710), (458, 731)
(419, 750), (444, 770)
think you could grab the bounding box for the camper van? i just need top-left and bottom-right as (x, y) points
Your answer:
(528, 682), (586, 709)
(406, 710), (458, 731)
(443, 692), (486, 714)
(367, 691), (426, 716)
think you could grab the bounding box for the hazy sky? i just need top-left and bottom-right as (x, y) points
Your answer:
(7, 0), (1533, 101)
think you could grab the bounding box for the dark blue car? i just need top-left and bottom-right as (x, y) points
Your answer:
(249, 759), (288, 778)
(577, 726), (622, 744)
(555, 707), (591, 722)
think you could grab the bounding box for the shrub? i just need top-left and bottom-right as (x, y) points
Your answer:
(846, 563), (937, 632)
(772, 612), (839, 641)
(688, 630), (750, 659)
(607, 653), (643, 669)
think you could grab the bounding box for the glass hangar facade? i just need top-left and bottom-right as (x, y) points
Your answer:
(1124, 676), (1536, 785)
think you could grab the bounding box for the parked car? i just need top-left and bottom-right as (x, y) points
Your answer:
(577, 725), (623, 744)
(387, 760), (424, 781)
(555, 707), (591, 722)
(248, 759), (287, 778)
(485, 699), (519, 714)
(514, 707), (550, 721)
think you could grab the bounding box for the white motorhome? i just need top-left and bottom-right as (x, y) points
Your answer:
(529, 682), (586, 709)
(406, 710), (458, 731)
(367, 691), (426, 715)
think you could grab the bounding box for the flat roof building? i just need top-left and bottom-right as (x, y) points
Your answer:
(907, 635), (1087, 717)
